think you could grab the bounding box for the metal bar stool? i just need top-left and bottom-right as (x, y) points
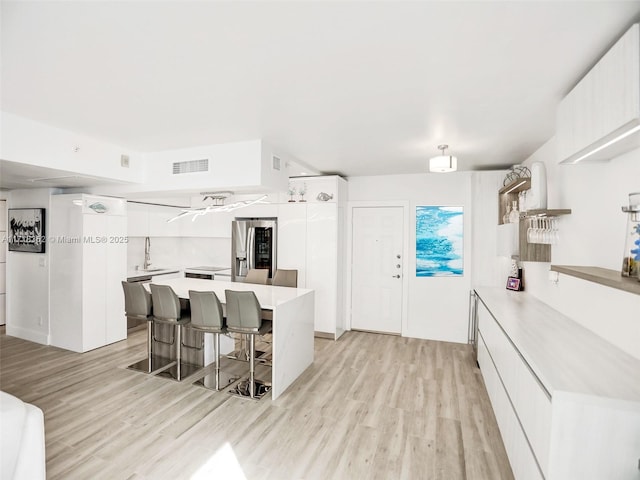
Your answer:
(150, 284), (200, 381)
(123, 281), (173, 374)
(189, 290), (237, 391)
(272, 269), (298, 288)
(225, 290), (272, 399)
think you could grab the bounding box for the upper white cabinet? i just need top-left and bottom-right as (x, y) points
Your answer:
(127, 202), (149, 237)
(127, 201), (233, 238)
(557, 23), (640, 164)
(148, 204), (181, 237)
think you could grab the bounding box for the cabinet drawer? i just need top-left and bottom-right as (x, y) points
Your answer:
(478, 332), (544, 480)
(478, 300), (551, 475)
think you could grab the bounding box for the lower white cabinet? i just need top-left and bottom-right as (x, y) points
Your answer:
(475, 288), (640, 480)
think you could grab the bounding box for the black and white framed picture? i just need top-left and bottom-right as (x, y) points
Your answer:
(8, 208), (46, 253)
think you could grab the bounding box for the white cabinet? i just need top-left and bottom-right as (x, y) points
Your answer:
(50, 194), (127, 352)
(127, 202), (149, 237)
(277, 203), (307, 287)
(0, 199), (5, 326)
(128, 201), (232, 238)
(475, 288), (640, 480)
(557, 23), (640, 164)
(306, 203), (339, 335)
(477, 332), (543, 480)
(148, 204), (181, 237)
(477, 299), (551, 477)
(277, 176), (347, 338)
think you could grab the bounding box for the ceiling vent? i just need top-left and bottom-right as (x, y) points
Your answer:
(172, 158), (209, 175)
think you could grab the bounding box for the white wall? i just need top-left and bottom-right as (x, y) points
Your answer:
(6, 188), (60, 344)
(348, 173), (472, 343)
(518, 140), (640, 360)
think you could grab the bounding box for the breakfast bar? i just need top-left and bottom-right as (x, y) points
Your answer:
(148, 277), (315, 400)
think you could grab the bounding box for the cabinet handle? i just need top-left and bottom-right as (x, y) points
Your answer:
(392, 275), (401, 278)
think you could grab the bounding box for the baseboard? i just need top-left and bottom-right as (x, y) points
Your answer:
(314, 331), (335, 340)
(5, 325), (49, 345)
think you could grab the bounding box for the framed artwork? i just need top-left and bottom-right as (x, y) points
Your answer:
(416, 206), (463, 277)
(506, 276), (521, 291)
(8, 208), (46, 253)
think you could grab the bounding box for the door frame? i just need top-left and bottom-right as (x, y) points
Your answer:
(345, 201), (410, 336)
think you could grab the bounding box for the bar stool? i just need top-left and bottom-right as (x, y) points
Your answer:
(189, 290), (236, 391)
(272, 269), (298, 288)
(225, 290), (272, 399)
(150, 284), (198, 381)
(122, 281), (169, 374)
(244, 268), (269, 284)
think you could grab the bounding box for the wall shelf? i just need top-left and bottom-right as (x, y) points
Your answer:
(499, 178), (531, 195)
(526, 209), (572, 217)
(550, 265), (640, 296)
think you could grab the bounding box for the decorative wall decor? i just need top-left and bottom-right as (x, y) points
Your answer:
(416, 206), (463, 277)
(8, 208), (46, 253)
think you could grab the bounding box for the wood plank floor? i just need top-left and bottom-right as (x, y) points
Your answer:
(0, 327), (513, 479)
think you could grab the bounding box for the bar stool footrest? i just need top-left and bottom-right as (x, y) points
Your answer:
(229, 378), (271, 400)
(194, 371), (240, 391)
(127, 354), (175, 375)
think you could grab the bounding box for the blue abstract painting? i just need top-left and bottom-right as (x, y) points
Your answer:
(416, 206), (463, 277)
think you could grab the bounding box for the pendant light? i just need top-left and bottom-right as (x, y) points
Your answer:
(429, 144), (458, 173)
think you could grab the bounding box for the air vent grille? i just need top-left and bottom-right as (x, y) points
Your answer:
(172, 159), (209, 174)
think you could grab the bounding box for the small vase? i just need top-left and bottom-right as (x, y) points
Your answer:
(503, 204), (511, 225)
(509, 201), (519, 223)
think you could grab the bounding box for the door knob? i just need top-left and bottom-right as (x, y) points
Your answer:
(392, 274), (400, 278)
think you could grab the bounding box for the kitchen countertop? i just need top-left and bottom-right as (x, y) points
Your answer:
(475, 287), (640, 403)
(183, 266), (231, 275)
(126, 267), (181, 280)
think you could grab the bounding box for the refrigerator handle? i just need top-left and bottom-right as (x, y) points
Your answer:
(247, 227), (255, 271)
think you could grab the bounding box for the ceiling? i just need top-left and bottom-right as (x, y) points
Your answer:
(2, 1), (640, 187)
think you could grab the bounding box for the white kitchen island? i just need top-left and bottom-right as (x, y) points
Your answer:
(149, 277), (315, 400)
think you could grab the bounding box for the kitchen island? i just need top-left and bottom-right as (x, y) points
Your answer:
(148, 277), (315, 400)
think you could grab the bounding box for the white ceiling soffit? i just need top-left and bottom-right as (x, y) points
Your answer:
(0, 159), (129, 190)
(2, 2), (640, 177)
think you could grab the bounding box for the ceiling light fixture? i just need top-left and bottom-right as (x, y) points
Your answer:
(167, 194), (268, 223)
(429, 144), (458, 173)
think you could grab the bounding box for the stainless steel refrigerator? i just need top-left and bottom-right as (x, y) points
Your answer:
(231, 218), (277, 282)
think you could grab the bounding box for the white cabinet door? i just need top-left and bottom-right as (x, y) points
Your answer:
(210, 211), (232, 238)
(148, 204), (180, 236)
(127, 202), (149, 237)
(277, 203), (307, 287)
(105, 215), (127, 344)
(82, 214), (108, 352)
(557, 24), (640, 163)
(237, 203), (278, 219)
(306, 203), (337, 335)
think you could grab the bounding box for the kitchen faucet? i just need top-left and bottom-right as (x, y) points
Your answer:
(143, 236), (151, 270)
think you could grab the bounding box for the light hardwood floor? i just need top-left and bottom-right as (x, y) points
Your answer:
(0, 327), (513, 479)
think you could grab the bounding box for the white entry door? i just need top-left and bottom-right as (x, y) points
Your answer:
(351, 206), (404, 334)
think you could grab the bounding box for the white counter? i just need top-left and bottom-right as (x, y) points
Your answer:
(475, 287), (640, 403)
(475, 287), (640, 480)
(126, 267), (181, 280)
(149, 277), (315, 400)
